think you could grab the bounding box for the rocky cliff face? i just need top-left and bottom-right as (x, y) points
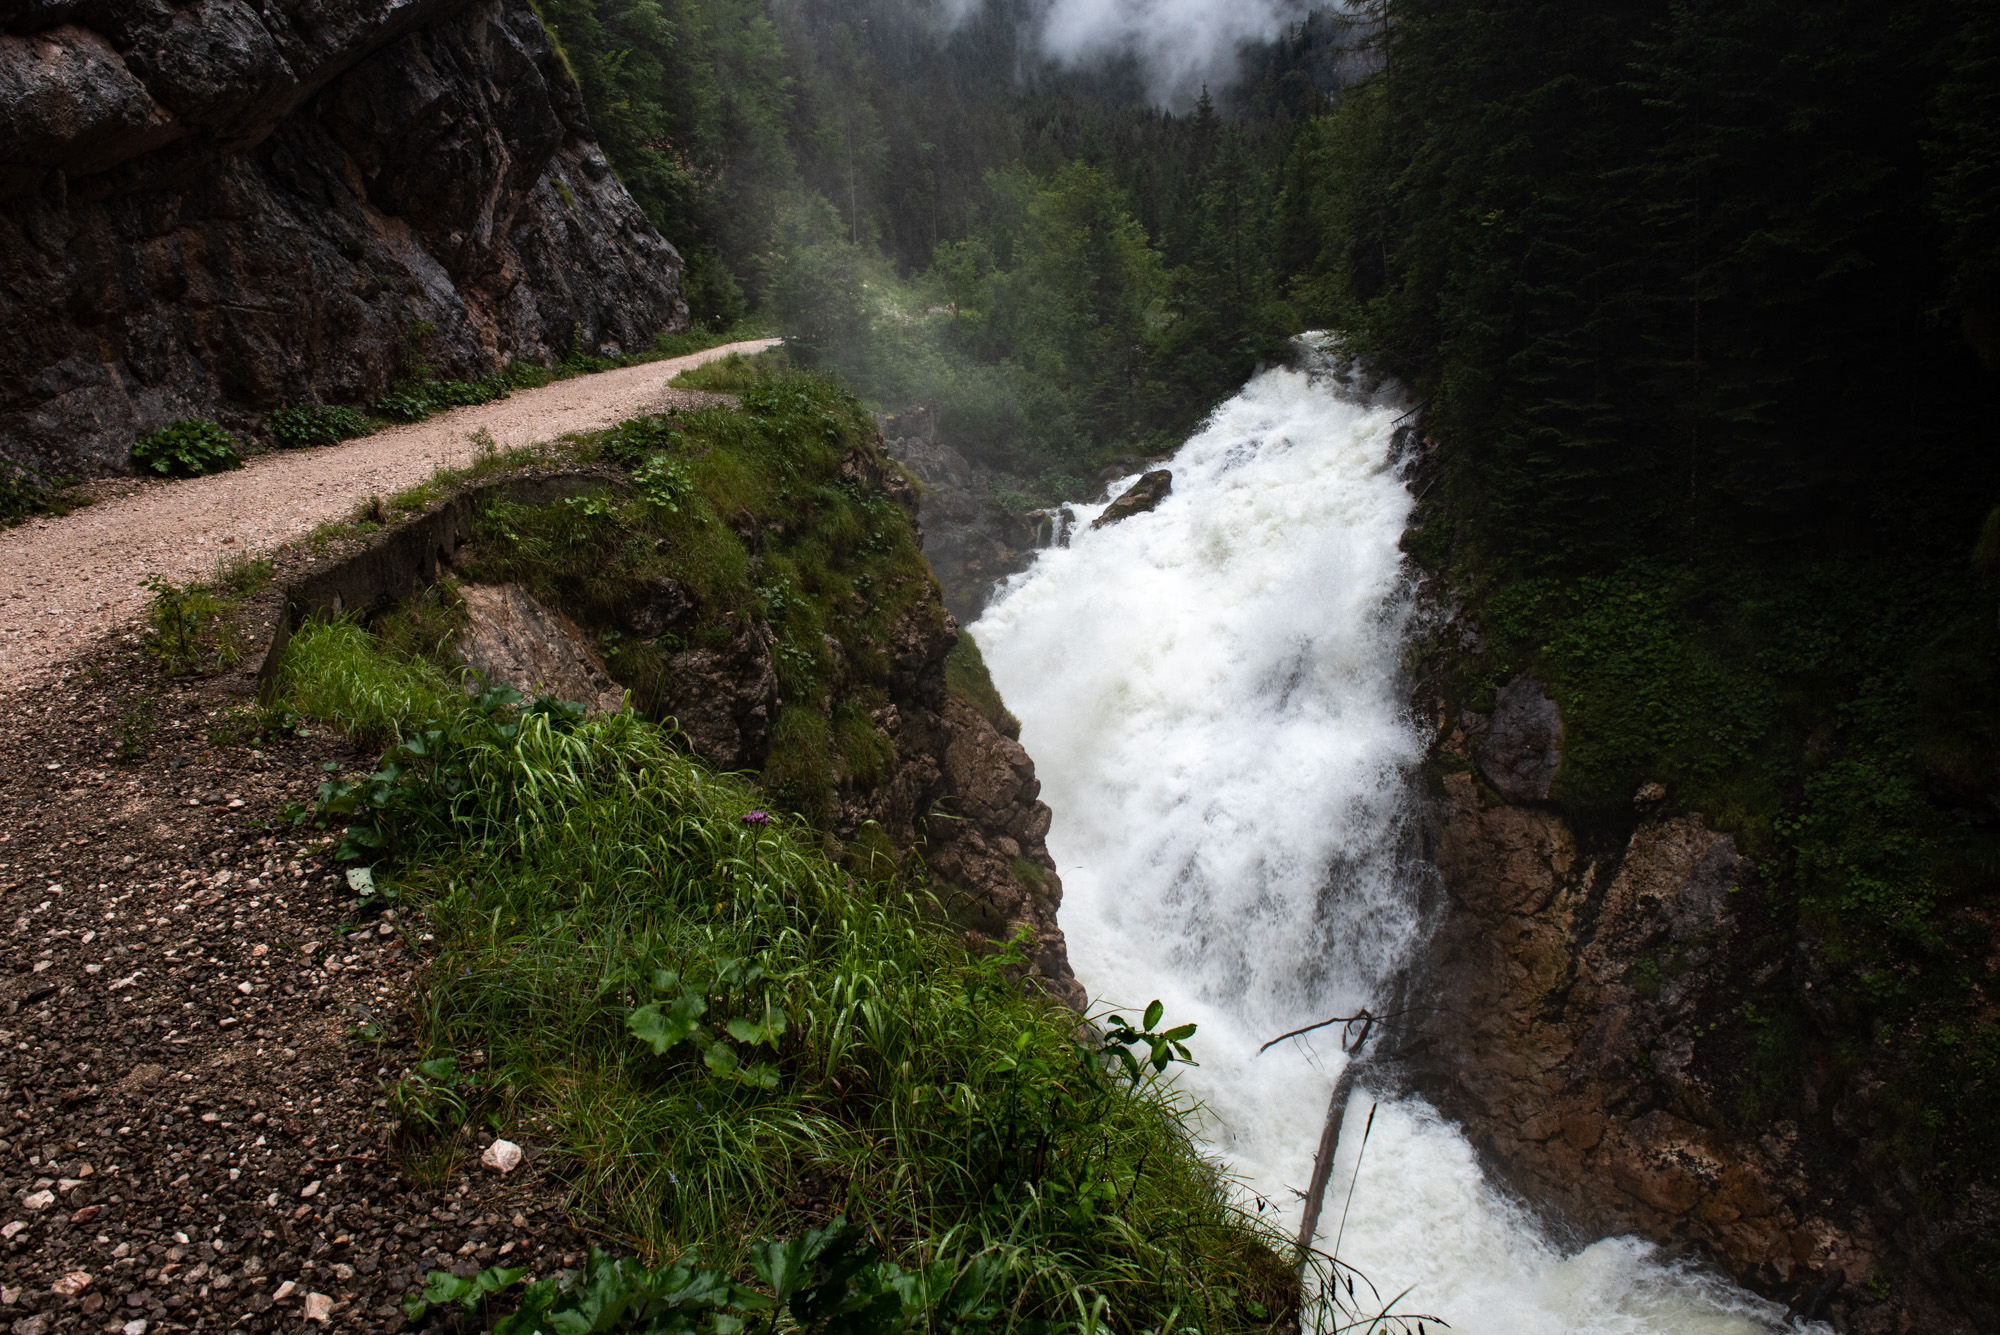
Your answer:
(0, 0), (686, 478)
(639, 438), (1081, 1008)
(430, 445), (1083, 1010)
(637, 587), (1079, 1006)
(1393, 676), (1991, 1335)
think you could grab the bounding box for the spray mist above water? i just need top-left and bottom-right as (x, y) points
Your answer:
(971, 337), (1815, 1334)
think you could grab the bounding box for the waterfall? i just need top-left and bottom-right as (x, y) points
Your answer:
(972, 338), (1808, 1334)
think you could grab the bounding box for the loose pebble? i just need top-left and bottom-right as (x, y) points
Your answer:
(480, 1139), (523, 1174)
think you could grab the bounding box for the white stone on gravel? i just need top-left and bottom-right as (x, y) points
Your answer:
(481, 1138), (523, 1173)
(48, 1271), (89, 1297)
(303, 1293), (333, 1322)
(18, 1192), (52, 1212)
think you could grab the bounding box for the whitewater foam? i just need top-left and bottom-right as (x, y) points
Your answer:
(973, 340), (1807, 1334)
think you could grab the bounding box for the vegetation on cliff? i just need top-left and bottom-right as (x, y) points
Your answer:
(282, 611), (1304, 1325)
(1315, 0), (2000, 1306)
(277, 616), (1296, 1332)
(463, 356), (937, 827)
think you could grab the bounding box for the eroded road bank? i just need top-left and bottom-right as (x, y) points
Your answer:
(1, 339), (777, 697)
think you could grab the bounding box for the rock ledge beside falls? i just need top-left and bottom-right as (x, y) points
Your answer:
(1090, 470), (1172, 529)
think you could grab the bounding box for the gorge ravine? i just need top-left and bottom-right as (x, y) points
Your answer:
(970, 342), (1814, 1334)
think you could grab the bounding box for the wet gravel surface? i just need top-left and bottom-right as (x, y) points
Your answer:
(0, 641), (586, 1334)
(0, 339), (776, 697)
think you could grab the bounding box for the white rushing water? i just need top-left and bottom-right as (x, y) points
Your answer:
(972, 339), (1802, 1335)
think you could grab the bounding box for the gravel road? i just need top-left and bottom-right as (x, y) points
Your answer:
(0, 339), (777, 695)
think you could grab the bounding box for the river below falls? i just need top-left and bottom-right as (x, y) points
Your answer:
(970, 337), (1815, 1335)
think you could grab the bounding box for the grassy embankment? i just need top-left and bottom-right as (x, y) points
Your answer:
(263, 354), (1368, 1333)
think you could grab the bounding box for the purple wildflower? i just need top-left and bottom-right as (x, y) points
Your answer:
(742, 811), (771, 826)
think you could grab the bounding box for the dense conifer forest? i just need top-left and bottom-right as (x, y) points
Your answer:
(534, 0), (2000, 1302)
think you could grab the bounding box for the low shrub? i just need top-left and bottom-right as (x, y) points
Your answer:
(375, 362), (549, 424)
(375, 378), (486, 423)
(131, 418), (241, 477)
(269, 403), (369, 449)
(140, 574), (232, 675)
(0, 459), (77, 520)
(598, 413), (686, 468)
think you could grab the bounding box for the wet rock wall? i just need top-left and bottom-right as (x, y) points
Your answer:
(0, 0), (687, 478)
(1392, 677), (1990, 1335)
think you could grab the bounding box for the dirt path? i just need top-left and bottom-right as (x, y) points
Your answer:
(0, 635), (587, 1334)
(0, 338), (777, 694)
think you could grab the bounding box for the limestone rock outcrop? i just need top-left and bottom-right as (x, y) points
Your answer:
(1473, 673), (1562, 802)
(656, 618), (780, 772)
(456, 581), (623, 714)
(0, 0), (686, 478)
(1397, 703), (1989, 1334)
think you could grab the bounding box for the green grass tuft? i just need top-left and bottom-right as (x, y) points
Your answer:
(374, 579), (472, 674)
(946, 631), (1020, 740)
(278, 619), (464, 748)
(671, 348), (792, 393)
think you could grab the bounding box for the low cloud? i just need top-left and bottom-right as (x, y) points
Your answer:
(1034, 0), (1317, 103)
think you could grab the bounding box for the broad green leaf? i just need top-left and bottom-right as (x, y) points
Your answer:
(749, 1236), (811, 1301)
(703, 1041), (741, 1077)
(421, 1271), (476, 1306)
(473, 1266), (528, 1297)
(725, 1002), (788, 1048)
(628, 993), (706, 1054)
